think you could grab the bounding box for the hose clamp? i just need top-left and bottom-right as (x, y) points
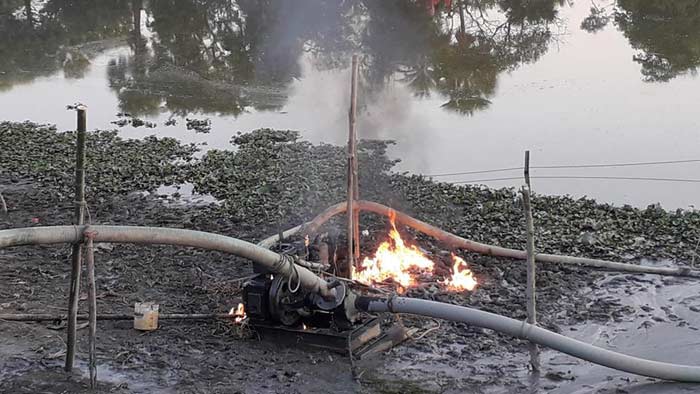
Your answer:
(387, 294), (397, 313)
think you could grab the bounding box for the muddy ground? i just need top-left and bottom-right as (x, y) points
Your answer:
(1, 122), (700, 393)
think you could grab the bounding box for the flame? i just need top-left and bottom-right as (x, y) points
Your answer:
(353, 211), (478, 292)
(229, 302), (247, 324)
(302, 323), (307, 330)
(353, 210), (435, 289)
(443, 254), (477, 291)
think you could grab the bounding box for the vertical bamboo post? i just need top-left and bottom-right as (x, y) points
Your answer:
(457, 0), (466, 35)
(84, 229), (97, 389)
(65, 105), (87, 372)
(524, 150), (531, 188)
(522, 150), (540, 372)
(346, 55), (359, 279)
(0, 192), (7, 216)
(351, 57), (361, 265)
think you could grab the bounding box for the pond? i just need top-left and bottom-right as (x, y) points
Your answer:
(1, 0), (699, 209)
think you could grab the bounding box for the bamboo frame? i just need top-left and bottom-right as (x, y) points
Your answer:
(346, 54), (360, 279)
(522, 151), (539, 371)
(0, 192), (7, 216)
(66, 105), (87, 372)
(0, 313), (236, 322)
(84, 229), (97, 388)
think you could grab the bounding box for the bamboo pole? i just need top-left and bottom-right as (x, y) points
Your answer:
(0, 192), (7, 216)
(66, 105), (87, 372)
(524, 150), (531, 188)
(84, 229), (97, 388)
(0, 313), (238, 322)
(352, 169), (360, 264)
(352, 58), (361, 265)
(457, 0), (466, 35)
(346, 55), (360, 279)
(522, 151), (539, 371)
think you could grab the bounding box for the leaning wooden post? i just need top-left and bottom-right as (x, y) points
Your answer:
(346, 55), (360, 278)
(84, 228), (98, 389)
(522, 150), (540, 372)
(65, 105), (87, 372)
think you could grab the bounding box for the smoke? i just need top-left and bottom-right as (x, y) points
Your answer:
(248, 0), (435, 170)
(283, 53), (435, 175)
(250, 0), (355, 83)
(357, 82), (433, 172)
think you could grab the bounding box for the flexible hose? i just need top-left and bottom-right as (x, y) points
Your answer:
(5, 226), (698, 380)
(0, 225), (333, 298)
(356, 296), (700, 382)
(295, 200), (698, 278)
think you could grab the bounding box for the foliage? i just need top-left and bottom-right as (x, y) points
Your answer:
(2, 121), (699, 265)
(191, 128), (398, 226)
(0, 121), (197, 200)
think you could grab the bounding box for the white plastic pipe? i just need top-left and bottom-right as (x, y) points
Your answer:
(356, 296), (700, 382)
(299, 200), (699, 278)
(0, 225), (334, 298)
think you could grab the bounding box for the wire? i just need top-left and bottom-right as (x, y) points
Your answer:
(453, 176), (700, 184)
(412, 319), (442, 341)
(533, 158), (700, 169)
(424, 158), (700, 178)
(424, 166), (522, 177)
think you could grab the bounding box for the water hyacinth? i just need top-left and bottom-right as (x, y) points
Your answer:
(1, 121), (699, 264)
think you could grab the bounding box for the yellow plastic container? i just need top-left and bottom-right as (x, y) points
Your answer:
(134, 302), (159, 331)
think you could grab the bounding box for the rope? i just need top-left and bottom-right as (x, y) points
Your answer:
(412, 319), (441, 341)
(73, 200), (92, 224)
(287, 257), (302, 293)
(271, 254), (302, 293)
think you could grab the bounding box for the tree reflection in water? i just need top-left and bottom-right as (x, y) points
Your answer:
(581, 0), (700, 82)
(1, 0), (695, 117)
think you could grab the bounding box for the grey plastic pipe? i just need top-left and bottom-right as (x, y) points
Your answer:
(356, 296), (700, 382)
(0, 225), (334, 298)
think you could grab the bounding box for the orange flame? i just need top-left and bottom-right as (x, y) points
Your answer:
(353, 211), (477, 292)
(229, 302), (247, 324)
(353, 210), (435, 289)
(443, 254), (477, 291)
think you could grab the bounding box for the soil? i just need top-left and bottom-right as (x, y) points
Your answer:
(1, 122), (700, 393)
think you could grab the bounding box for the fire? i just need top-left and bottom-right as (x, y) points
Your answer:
(353, 210), (477, 292)
(353, 210), (434, 289)
(443, 254), (477, 291)
(229, 302), (247, 324)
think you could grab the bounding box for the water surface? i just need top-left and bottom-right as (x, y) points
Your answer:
(1, 0), (699, 208)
